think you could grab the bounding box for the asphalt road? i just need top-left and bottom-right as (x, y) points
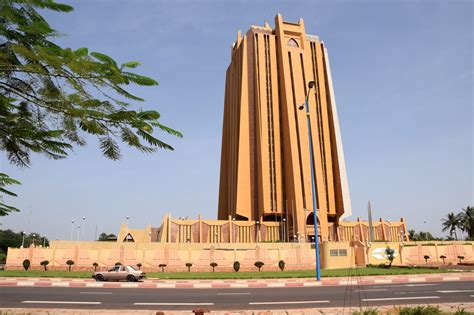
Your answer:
(0, 281), (473, 311)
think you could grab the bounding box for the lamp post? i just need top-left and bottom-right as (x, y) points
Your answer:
(423, 220), (427, 241)
(21, 231), (25, 248)
(95, 225), (98, 241)
(298, 80), (321, 281)
(43, 235), (47, 247)
(126, 216), (130, 241)
(32, 233), (36, 247)
(70, 220), (74, 241)
(82, 216), (86, 241)
(255, 220), (259, 243)
(282, 218), (286, 242)
(77, 224), (81, 241)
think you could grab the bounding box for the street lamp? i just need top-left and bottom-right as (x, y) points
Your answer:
(82, 216), (86, 241)
(255, 220), (260, 243)
(70, 220), (74, 241)
(126, 216), (130, 238)
(299, 80), (321, 281)
(282, 218), (286, 242)
(423, 220), (427, 241)
(43, 235), (47, 247)
(95, 225), (98, 241)
(21, 231), (25, 248)
(32, 233), (36, 247)
(77, 224), (81, 240)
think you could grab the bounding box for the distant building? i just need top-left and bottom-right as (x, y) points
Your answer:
(218, 14), (351, 242)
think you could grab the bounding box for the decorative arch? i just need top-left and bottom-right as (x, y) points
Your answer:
(287, 38), (299, 48)
(306, 212), (320, 225)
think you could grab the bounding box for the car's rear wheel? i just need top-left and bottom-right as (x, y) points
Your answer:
(126, 275), (136, 282)
(95, 274), (104, 282)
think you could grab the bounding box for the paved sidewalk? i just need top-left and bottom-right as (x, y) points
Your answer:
(1, 303), (474, 314)
(0, 273), (473, 289)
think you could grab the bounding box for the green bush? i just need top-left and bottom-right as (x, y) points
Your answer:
(40, 260), (49, 271)
(278, 260), (285, 271)
(397, 305), (441, 315)
(454, 307), (469, 315)
(0, 252), (7, 263)
(210, 262), (218, 272)
(254, 261), (264, 272)
(185, 262), (192, 272)
(440, 255), (447, 264)
(233, 261), (240, 272)
(66, 260), (74, 271)
(423, 255), (430, 263)
(385, 247), (395, 267)
(22, 259), (30, 271)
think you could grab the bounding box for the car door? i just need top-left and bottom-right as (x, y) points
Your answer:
(107, 266), (120, 281)
(117, 265), (128, 281)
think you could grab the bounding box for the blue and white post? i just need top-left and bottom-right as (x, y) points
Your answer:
(300, 81), (321, 281)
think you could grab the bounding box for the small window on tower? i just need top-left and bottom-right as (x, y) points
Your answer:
(287, 38), (299, 48)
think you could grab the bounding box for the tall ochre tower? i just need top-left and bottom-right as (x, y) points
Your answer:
(218, 14), (351, 242)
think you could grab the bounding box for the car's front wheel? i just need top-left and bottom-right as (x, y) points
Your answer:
(126, 275), (136, 282)
(95, 274), (104, 282)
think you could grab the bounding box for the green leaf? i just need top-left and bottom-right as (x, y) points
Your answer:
(99, 137), (121, 160)
(74, 47), (88, 57)
(91, 51), (117, 66)
(121, 61), (141, 69)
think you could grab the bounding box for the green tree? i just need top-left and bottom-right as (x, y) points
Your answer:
(66, 259), (74, 271)
(441, 212), (461, 240)
(0, 0), (182, 214)
(459, 206), (474, 240)
(40, 260), (49, 270)
(385, 247), (395, 267)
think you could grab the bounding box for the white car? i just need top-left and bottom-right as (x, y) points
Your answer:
(93, 265), (145, 282)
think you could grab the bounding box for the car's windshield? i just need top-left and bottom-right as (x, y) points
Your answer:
(127, 266), (138, 271)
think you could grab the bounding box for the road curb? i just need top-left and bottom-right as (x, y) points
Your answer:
(0, 273), (473, 289)
(1, 303), (474, 314)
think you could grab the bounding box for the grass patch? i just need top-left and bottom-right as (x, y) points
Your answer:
(0, 266), (452, 279)
(0, 270), (92, 278)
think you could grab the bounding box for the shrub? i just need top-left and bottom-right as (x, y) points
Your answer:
(397, 305), (441, 315)
(159, 264), (167, 272)
(0, 252), (6, 263)
(423, 255), (430, 263)
(66, 260), (74, 271)
(454, 307), (469, 315)
(136, 263), (142, 270)
(40, 260), (49, 271)
(385, 247), (395, 267)
(233, 261), (240, 272)
(92, 262), (99, 271)
(254, 261), (264, 272)
(458, 255), (465, 263)
(22, 259), (30, 271)
(278, 260), (285, 271)
(210, 262), (218, 272)
(440, 255), (447, 264)
(185, 262), (192, 272)
(114, 262), (122, 266)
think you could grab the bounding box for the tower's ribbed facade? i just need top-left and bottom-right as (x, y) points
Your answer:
(218, 14), (351, 241)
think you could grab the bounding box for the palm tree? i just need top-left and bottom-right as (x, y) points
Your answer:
(441, 212), (460, 240)
(459, 206), (474, 240)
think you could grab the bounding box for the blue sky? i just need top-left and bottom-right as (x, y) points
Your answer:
(1, 0), (472, 240)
